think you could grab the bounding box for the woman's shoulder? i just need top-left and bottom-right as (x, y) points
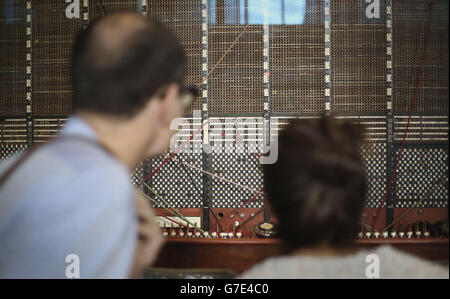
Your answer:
(237, 246), (449, 279)
(372, 245), (449, 279)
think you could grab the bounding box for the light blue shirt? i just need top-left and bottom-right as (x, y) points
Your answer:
(0, 117), (137, 278)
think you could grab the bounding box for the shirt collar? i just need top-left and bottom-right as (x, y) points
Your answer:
(60, 116), (98, 141)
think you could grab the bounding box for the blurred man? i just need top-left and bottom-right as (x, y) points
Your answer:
(0, 13), (192, 278)
(239, 117), (448, 279)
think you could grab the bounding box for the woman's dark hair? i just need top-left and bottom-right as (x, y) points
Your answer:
(264, 116), (367, 249)
(71, 14), (185, 117)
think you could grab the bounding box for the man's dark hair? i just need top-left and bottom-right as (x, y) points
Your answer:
(264, 117), (367, 249)
(71, 14), (185, 117)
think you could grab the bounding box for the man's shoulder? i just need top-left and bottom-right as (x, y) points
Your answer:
(0, 139), (133, 206)
(46, 138), (125, 173)
(33, 139), (129, 184)
(39, 141), (132, 196)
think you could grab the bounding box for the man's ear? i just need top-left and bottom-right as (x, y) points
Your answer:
(140, 92), (161, 124)
(164, 83), (180, 100)
(140, 84), (179, 127)
(159, 83), (180, 119)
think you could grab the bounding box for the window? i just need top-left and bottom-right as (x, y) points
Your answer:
(209, 0), (306, 25)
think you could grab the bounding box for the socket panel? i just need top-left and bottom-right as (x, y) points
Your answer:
(156, 216), (202, 228)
